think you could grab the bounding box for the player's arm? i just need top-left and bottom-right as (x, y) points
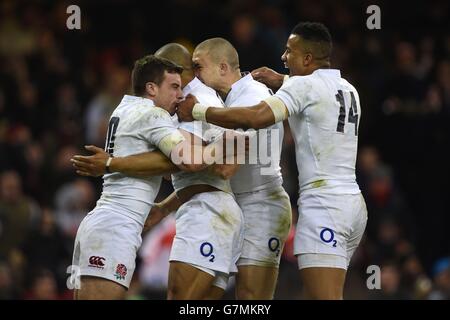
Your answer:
(201, 99), (287, 129)
(71, 145), (179, 177)
(72, 127), (219, 177)
(110, 151), (179, 176)
(177, 94), (289, 130)
(208, 163), (240, 180)
(142, 192), (182, 234)
(71, 130), (224, 177)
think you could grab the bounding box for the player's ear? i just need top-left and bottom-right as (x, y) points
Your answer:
(145, 82), (158, 97)
(304, 53), (313, 66)
(219, 62), (228, 75)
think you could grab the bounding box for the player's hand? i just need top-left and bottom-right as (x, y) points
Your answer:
(71, 145), (109, 177)
(251, 67), (285, 91)
(142, 203), (167, 234)
(177, 94), (198, 122)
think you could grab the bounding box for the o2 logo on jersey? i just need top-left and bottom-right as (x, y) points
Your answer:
(200, 242), (215, 262)
(268, 237), (281, 257)
(320, 228), (337, 247)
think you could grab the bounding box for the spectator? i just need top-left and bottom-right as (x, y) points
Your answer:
(0, 170), (39, 259)
(21, 207), (71, 291)
(428, 257), (450, 300)
(370, 262), (411, 300)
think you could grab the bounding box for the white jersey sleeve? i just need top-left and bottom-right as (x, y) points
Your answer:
(274, 76), (318, 116)
(139, 107), (182, 155)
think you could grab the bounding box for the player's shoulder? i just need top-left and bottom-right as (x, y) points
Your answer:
(228, 76), (272, 107)
(190, 82), (216, 98)
(116, 95), (164, 116)
(285, 72), (318, 90)
(340, 77), (359, 95)
(288, 73), (318, 85)
(144, 105), (172, 121)
(122, 99), (169, 118)
(122, 100), (172, 125)
(191, 83), (223, 106)
(281, 74), (317, 96)
(284, 70), (344, 97)
(246, 78), (272, 96)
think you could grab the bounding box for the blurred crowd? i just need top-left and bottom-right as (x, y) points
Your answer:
(0, 0), (449, 299)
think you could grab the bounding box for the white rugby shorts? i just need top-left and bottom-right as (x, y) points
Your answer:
(72, 208), (142, 289)
(295, 191), (367, 270)
(235, 186), (292, 267)
(169, 191), (244, 277)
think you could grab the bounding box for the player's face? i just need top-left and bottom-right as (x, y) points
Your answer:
(153, 72), (183, 115)
(192, 50), (221, 90)
(281, 34), (307, 76)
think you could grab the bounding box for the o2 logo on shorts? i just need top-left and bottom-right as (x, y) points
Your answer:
(200, 242), (215, 262)
(268, 237), (281, 257)
(320, 228), (337, 247)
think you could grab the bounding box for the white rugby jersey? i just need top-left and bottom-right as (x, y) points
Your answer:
(96, 95), (180, 225)
(171, 77), (232, 194)
(225, 74), (283, 194)
(274, 69), (361, 194)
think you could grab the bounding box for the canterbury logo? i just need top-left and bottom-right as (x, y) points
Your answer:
(88, 256), (105, 268)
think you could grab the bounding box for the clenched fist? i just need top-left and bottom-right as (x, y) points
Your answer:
(176, 94), (199, 122)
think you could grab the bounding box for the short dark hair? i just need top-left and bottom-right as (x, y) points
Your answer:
(131, 55), (183, 96)
(291, 22), (332, 58)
